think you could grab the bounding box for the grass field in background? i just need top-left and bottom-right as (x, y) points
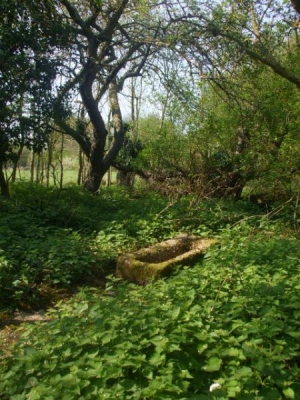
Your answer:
(4, 168), (117, 187)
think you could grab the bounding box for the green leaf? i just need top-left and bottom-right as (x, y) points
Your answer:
(283, 388), (295, 399)
(236, 366), (252, 378)
(171, 306), (181, 320)
(197, 343), (208, 354)
(286, 331), (300, 338)
(179, 369), (193, 379)
(259, 387), (282, 399)
(222, 347), (240, 357)
(27, 389), (42, 400)
(149, 352), (165, 366)
(203, 356), (222, 372)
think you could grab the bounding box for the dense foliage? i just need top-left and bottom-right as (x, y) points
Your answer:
(0, 184), (299, 399)
(1, 1), (300, 397)
(0, 183), (164, 310)
(0, 0), (67, 155)
(131, 61), (300, 200)
(2, 0), (300, 196)
(0, 183), (265, 311)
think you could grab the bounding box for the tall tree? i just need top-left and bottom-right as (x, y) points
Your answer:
(53, 0), (166, 192)
(0, 0), (67, 196)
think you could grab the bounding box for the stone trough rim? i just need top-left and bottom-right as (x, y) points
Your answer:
(116, 234), (217, 284)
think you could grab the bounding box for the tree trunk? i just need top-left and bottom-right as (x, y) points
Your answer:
(0, 161), (9, 197)
(11, 145), (24, 183)
(30, 151), (35, 183)
(83, 135), (108, 192)
(116, 170), (135, 189)
(51, 0), (145, 193)
(35, 152), (41, 184)
(59, 133), (64, 189)
(80, 60), (109, 192)
(83, 79), (126, 193)
(231, 126), (250, 199)
(46, 138), (53, 187)
(77, 147), (84, 185)
(106, 167), (111, 187)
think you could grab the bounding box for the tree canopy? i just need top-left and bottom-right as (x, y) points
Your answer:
(0, 0), (299, 197)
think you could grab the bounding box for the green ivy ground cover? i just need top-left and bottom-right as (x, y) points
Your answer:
(0, 217), (299, 399)
(0, 184), (171, 309)
(0, 183), (265, 311)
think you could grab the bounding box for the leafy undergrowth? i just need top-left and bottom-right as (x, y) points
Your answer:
(0, 182), (271, 312)
(0, 216), (299, 399)
(0, 183), (170, 311)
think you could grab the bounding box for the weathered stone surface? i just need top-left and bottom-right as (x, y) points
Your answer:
(116, 234), (217, 284)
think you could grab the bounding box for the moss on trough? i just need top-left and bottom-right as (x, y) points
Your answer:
(116, 234), (217, 284)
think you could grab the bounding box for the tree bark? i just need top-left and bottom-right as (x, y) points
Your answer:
(77, 148), (84, 185)
(0, 161), (9, 197)
(59, 134), (64, 189)
(83, 79), (126, 192)
(79, 56), (109, 192)
(116, 170), (135, 188)
(11, 145), (24, 183)
(30, 151), (35, 183)
(104, 79), (126, 166)
(46, 137), (53, 187)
